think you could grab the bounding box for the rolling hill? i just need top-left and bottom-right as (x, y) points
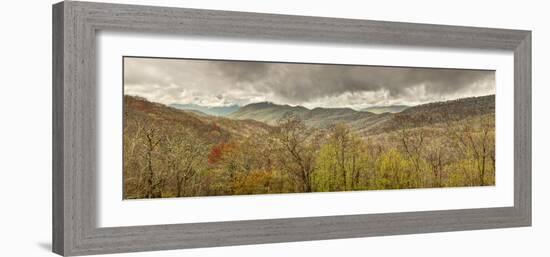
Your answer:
(367, 94), (495, 132)
(228, 102), (379, 128)
(228, 94), (495, 134)
(125, 96), (272, 142)
(127, 94), (494, 140)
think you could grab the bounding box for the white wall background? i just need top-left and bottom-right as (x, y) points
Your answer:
(0, 0), (547, 256)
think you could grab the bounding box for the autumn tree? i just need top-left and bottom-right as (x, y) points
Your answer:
(395, 114), (429, 188)
(424, 139), (449, 187)
(446, 115), (495, 186)
(123, 111), (146, 198)
(272, 113), (319, 192)
(164, 126), (209, 197)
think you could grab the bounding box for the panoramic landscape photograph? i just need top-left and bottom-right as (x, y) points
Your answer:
(123, 57), (496, 199)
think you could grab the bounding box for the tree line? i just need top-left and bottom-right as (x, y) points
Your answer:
(123, 112), (495, 199)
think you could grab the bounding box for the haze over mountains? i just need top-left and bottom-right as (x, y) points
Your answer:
(170, 103), (239, 116)
(229, 94), (494, 133)
(228, 102), (381, 129)
(170, 102), (408, 117)
(132, 94), (495, 138)
(360, 105), (409, 114)
(125, 96), (272, 143)
(168, 101), (404, 128)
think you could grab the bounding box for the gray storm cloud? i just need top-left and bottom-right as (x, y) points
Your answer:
(123, 57), (495, 109)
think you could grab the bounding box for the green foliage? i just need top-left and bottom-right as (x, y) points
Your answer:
(374, 148), (411, 189)
(313, 124), (369, 191)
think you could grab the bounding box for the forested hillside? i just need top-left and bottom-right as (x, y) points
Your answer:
(229, 95), (494, 134)
(123, 95), (495, 199)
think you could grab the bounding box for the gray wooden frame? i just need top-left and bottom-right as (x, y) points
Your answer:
(52, 1), (531, 256)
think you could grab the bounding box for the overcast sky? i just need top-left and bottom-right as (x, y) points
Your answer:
(123, 57), (495, 109)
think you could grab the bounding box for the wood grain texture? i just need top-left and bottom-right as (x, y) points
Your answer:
(52, 2), (65, 255)
(514, 32), (532, 223)
(52, 1), (532, 256)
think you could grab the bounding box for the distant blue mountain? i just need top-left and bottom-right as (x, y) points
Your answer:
(170, 103), (240, 117)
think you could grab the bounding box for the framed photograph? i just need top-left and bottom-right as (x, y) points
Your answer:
(52, 1), (531, 256)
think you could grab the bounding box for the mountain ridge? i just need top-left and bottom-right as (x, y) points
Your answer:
(228, 94), (495, 134)
(170, 103), (240, 117)
(127, 94), (494, 138)
(229, 95), (493, 129)
(125, 96), (272, 143)
(361, 105), (409, 114)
